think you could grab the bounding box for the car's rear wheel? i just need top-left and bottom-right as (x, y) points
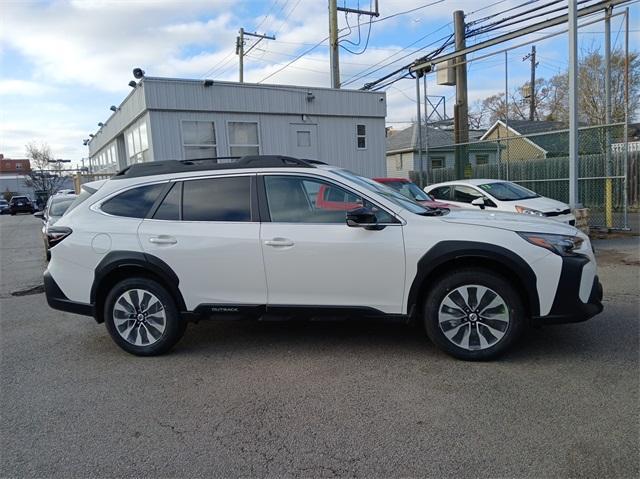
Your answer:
(424, 268), (525, 360)
(104, 277), (186, 356)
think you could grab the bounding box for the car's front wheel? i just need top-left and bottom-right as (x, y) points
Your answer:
(424, 268), (525, 360)
(104, 277), (186, 356)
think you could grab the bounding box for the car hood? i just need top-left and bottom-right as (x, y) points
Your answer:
(440, 208), (579, 235)
(508, 195), (570, 212)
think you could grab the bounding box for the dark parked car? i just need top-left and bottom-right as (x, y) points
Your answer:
(9, 196), (35, 215)
(35, 194), (78, 260)
(0, 199), (9, 214)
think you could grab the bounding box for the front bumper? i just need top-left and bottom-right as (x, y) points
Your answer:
(534, 255), (603, 324)
(44, 270), (94, 317)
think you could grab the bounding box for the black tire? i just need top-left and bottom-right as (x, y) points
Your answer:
(10, 212), (15, 216)
(104, 277), (186, 356)
(424, 268), (525, 361)
(45, 248), (51, 261)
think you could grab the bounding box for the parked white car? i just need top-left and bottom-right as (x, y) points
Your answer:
(425, 179), (576, 225)
(44, 156), (602, 360)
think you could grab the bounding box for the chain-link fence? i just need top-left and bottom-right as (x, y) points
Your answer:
(410, 122), (636, 230)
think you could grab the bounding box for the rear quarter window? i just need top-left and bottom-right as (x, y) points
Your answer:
(101, 183), (165, 218)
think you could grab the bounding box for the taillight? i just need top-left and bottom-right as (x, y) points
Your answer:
(47, 226), (72, 248)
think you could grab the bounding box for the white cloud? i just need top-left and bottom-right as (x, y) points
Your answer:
(0, 80), (54, 96)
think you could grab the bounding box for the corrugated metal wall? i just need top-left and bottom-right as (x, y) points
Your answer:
(88, 86), (146, 155)
(89, 78), (387, 177)
(149, 111), (386, 177)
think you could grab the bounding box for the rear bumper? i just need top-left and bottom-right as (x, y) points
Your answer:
(533, 255), (603, 324)
(10, 206), (33, 213)
(44, 270), (95, 318)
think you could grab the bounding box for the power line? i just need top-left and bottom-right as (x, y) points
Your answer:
(341, 23), (454, 87)
(257, 0), (447, 84)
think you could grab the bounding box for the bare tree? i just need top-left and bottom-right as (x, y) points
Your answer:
(23, 142), (66, 202)
(469, 47), (638, 128)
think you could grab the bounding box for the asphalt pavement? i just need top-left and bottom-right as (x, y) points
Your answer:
(1, 214), (638, 478)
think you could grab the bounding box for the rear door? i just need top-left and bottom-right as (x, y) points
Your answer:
(138, 175), (267, 310)
(258, 174), (406, 314)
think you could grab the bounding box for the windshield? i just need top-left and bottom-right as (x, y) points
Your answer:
(385, 181), (432, 201)
(50, 197), (76, 216)
(478, 182), (540, 201)
(333, 170), (430, 214)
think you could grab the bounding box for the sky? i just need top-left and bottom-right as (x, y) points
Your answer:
(1, 0), (638, 165)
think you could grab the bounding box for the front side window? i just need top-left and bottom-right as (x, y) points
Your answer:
(183, 121), (217, 161)
(182, 176), (251, 222)
(264, 175), (395, 224)
(228, 122), (259, 157)
(453, 185), (484, 203)
(101, 183), (165, 218)
(430, 186), (451, 200)
(356, 124), (366, 149)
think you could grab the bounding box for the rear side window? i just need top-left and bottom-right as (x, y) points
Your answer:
(101, 183), (165, 218)
(153, 182), (181, 221)
(182, 176), (251, 222)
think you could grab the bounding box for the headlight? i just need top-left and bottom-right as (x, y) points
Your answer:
(518, 232), (584, 256)
(515, 205), (544, 216)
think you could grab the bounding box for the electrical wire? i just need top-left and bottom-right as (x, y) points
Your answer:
(256, 0), (446, 84)
(341, 23), (454, 87)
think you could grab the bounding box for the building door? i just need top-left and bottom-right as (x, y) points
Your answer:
(289, 124), (318, 159)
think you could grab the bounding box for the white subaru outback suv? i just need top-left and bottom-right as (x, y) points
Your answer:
(44, 156), (603, 360)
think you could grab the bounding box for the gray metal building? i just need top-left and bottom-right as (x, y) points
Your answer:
(87, 77), (387, 177)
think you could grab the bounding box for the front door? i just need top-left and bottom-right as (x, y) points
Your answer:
(138, 175), (267, 310)
(289, 124), (318, 159)
(259, 174), (406, 314)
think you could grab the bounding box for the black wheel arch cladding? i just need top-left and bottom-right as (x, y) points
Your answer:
(407, 240), (540, 317)
(91, 251), (187, 312)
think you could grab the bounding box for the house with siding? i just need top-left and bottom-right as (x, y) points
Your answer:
(87, 77), (388, 178)
(385, 123), (498, 178)
(480, 120), (605, 160)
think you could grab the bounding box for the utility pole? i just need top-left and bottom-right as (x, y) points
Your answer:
(604, 6), (613, 228)
(236, 28), (276, 83)
(568, 0), (579, 208)
(523, 46), (537, 121)
(453, 10), (469, 179)
(329, 0), (340, 88)
(329, 0), (379, 89)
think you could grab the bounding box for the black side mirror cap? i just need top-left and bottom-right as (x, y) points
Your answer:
(346, 207), (384, 230)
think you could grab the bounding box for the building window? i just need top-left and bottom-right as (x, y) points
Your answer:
(356, 124), (366, 149)
(476, 154), (489, 165)
(228, 121), (259, 157)
(127, 120), (149, 165)
(395, 154), (403, 170)
(183, 121), (217, 161)
(431, 157), (445, 169)
(15, 163), (22, 170)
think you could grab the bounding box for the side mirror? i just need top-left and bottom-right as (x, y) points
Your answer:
(34, 211), (45, 219)
(471, 197), (486, 210)
(346, 207), (382, 230)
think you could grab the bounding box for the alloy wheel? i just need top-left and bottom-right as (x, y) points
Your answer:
(438, 285), (510, 351)
(113, 289), (167, 346)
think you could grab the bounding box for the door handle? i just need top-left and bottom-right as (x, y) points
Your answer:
(264, 238), (294, 247)
(149, 236), (177, 245)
